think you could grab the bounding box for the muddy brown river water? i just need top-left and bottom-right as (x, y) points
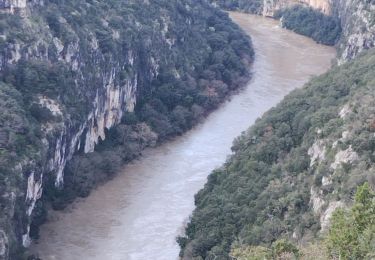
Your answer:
(30, 13), (336, 260)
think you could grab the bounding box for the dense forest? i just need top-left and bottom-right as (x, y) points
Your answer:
(179, 49), (375, 259)
(210, 0), (263, 14)
(275, 5), (341, 45)
(0, 0), (253, 258)
(40, 1), (253, 212)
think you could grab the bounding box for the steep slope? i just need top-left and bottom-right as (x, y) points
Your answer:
(0, 1), (253, 258)
(210, 0), (375, 61)
(180, 49), (375, 259)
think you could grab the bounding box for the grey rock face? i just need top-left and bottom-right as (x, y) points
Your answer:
(0, 1), (253, 258)
(336, 0), (375, 62)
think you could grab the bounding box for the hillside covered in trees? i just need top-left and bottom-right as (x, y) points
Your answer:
(210, 0), (263, 14)
(179, 49), (375, 259)
(0, 0), (253, 258)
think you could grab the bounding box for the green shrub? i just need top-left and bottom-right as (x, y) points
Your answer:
(275, 5), (341, 45)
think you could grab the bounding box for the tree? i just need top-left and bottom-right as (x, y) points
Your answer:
(326, 183), (375, 259)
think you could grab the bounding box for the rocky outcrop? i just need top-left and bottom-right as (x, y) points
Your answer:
(263, 0), (374, 61)
(308, 140), (326, 166)
(336, 0), (375, 63)
(0, 0), (26, 11)
(0, 0), (253, 258)
(262, 0), (332, 16)
(222, 0), (374, 61)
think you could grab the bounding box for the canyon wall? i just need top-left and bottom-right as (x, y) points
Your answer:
(266, 0), (375, 62)
(262, 0), (332, 16)
(212, 0), (374, 61)
(336, 0), (375, 62)
(0, 1), (253, 259)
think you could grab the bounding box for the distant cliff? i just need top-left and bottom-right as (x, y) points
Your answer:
(262, 0), (332, 16)
(0, 1), (253, 259)
(211, 0), (375, 62)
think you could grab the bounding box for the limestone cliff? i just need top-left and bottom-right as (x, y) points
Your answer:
(0, 1), (253, 259)
(262, 0), (332, 16)
(0, 0), (26, 11)
(213, 0), (375, 61)
(267, 0), (375, 61)
(336, 0), (375, 62)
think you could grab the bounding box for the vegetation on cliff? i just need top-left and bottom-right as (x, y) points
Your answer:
(41, 1), (253, 211)
(0, 0), (253, 257)
(179, 49), (375, 259)
(229, 182), (375, 259)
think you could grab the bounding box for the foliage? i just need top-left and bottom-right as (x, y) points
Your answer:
(38, 0), (254, 211)
(209, 0), (263, 14)
(179, 49), (375, 259)
(230, 239), (300, 260)
(0, 0), (254, 256)
(325, 183), (375, 259)
(211, 1), (342, 46)
(275, 5), (341, 45)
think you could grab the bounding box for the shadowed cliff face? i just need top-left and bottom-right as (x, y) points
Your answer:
(0, 1), (253, 258)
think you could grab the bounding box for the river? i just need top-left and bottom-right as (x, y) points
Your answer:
(30, 12), (336, 260)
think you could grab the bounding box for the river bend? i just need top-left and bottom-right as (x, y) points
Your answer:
(30, 13), (336, 260)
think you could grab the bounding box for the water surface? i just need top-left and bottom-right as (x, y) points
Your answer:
(30, 13), (336, 260)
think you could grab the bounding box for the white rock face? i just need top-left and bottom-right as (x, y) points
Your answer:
(38, 96), (63, 116)
(320, 201), (345, 231)
(0, 0), (26, 13)
(21, 171), (43, 247)
(338, 0), (375, 63)
(310, 187), (325, 213)
(331, 145), (359, 170)
(0, 230), (8, 259)
(262, 0), (332, 17)
(9, 43), (21, 64)
(22, 227), (30, 247)
(25, 172), (43, 216)
(84, 71), (137, 154)
(322, 175), (333, 186)
(339, 104), (351, 118)
(53, 37), (64, 54)
(308, 140), (326, 166)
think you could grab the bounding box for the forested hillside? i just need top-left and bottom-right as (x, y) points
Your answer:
(210, 0), (263, 14)
(0, 1), (253, 258)
(274, 5), (341, 45)
(179, 49), (375, 259)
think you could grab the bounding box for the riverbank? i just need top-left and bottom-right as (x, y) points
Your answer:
(29, 13), (335, 260)
(180, 13), (375, 259)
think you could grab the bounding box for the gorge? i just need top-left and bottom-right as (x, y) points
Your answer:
(29, 12), (335, 260)
(0, 0), (374, 259)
